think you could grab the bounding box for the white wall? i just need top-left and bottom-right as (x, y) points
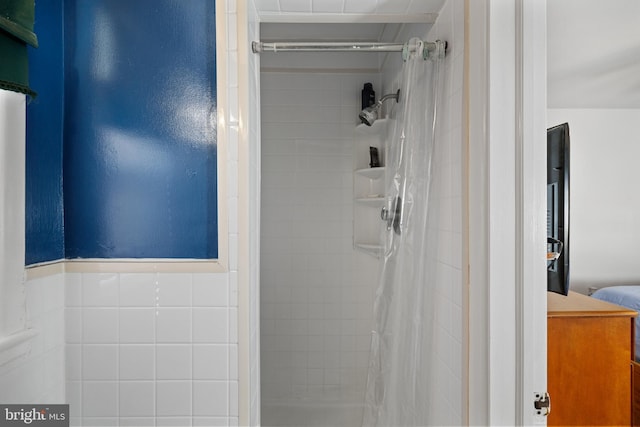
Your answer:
(259, 71), (380, 411)
(0, 90), (66, 406)
(245, 0), (262, 425)
(380, 0), (464, 424)
(0, 272), (65, 405)
(0, 90), (27, 338)
(548, 108), (640, 294)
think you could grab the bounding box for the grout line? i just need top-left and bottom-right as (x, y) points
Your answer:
(115, 273), (121, 423)
(153, 272), (159, 426)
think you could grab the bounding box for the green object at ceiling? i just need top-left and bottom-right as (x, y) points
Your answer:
(0, 0), (38, 97)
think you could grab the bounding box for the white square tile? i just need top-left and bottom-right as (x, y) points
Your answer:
(42, 309), (65, 351)
(376, 0), (411, 13)
(82, 273), (119, 307)
(43, 273), (65, 310)
(82, 381), (118, 417)
(120, 345), (155, 380)
(66, 381), (82, 419)
(229, 233), (239, 271)
(227, 13), (237, 51)
(193, 418), (229, 427)
(119, 381), (155, 417)
(229, 344), (238, 381)
(193, 345), (228, 380)
(66, 344), (82, 381)
(156, 381), (192, 416)
(229, 271), (238, 307)
(408, 0), (445, 14)
(82, 308), (118, 343)
(119, 273), (157, 307)
(120, 417), (155, 426)
(65, 273), (82, 307)
(157, 344), (192, 380)
(82, 417), (118, 426)
(66, 308), (82, 343)
(156, 417), (192, 427)
(229, 381), (238, 416)
(156, 273), (192, 307)
(227, 159), (238, 197)
(192, 273), (228, 307)
(229, 308), (238, 343)
(193, 308), (227, 343)
(311, 0), (343, 12)
(156, 308), (192, 343)
(193, 381), (228, 416)
(119, 308), (155, 343)
(279, 0), (311, 12)
(254, 0), (279, 12)
(83, 344), (118, 380)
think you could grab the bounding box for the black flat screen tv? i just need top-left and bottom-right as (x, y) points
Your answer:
(547, 123), (570, 295)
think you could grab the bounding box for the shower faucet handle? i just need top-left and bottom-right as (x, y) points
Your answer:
(380, 207), (393, 231)
(381, 197), (402, 235)
(381, 207), (390, 226)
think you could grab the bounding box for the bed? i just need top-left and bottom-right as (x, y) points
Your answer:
(591, 286), (640, 425)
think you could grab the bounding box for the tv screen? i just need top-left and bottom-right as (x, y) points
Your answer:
(547, 123), (570, 295)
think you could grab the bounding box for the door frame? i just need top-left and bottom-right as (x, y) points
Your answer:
(467, 0), (547, 425)
(236, 0), (549, 424)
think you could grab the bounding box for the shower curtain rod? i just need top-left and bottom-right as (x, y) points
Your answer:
(251, 40), (440, 54)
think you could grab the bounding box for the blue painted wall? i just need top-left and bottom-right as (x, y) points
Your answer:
(26, 0), (65, 265)
(25, 0), (218, 263)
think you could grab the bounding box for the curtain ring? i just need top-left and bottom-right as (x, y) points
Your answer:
(419, 40), (429, 60)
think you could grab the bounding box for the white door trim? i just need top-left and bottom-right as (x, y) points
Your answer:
(515, 0), (548, 425)
(467, 0), (547, 424)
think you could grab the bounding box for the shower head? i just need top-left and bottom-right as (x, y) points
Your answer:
(359, 89), (400, 126)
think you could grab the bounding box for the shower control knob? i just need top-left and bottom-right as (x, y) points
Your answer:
(380, 207), (389, 221)
(380, 207), (392, 231)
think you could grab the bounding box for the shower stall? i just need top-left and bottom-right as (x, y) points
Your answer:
(256, 1), (465, 425)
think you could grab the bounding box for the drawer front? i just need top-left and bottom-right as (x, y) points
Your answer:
(548, 316), (632, 426)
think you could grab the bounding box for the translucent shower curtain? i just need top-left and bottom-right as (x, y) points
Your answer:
(363, 39), (445, 427)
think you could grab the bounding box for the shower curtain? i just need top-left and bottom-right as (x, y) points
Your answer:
(363, 39), (445, 427)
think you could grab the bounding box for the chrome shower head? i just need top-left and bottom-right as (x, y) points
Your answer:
(359, 89), (400, 126)
(359, 105), (378, 126)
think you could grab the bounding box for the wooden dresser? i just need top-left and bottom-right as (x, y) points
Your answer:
(548, 291), (636, 426)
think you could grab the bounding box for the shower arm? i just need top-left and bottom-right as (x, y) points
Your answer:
(377, 91), (400, 107)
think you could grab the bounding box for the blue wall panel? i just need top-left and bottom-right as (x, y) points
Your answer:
(63, 0), (218, 259)
(25, 0), (65, 265)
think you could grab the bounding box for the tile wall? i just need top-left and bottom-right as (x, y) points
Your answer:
(64, 272), (238, 427)
(260, 71), (381, 405)
(253, 0), (447, 14)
